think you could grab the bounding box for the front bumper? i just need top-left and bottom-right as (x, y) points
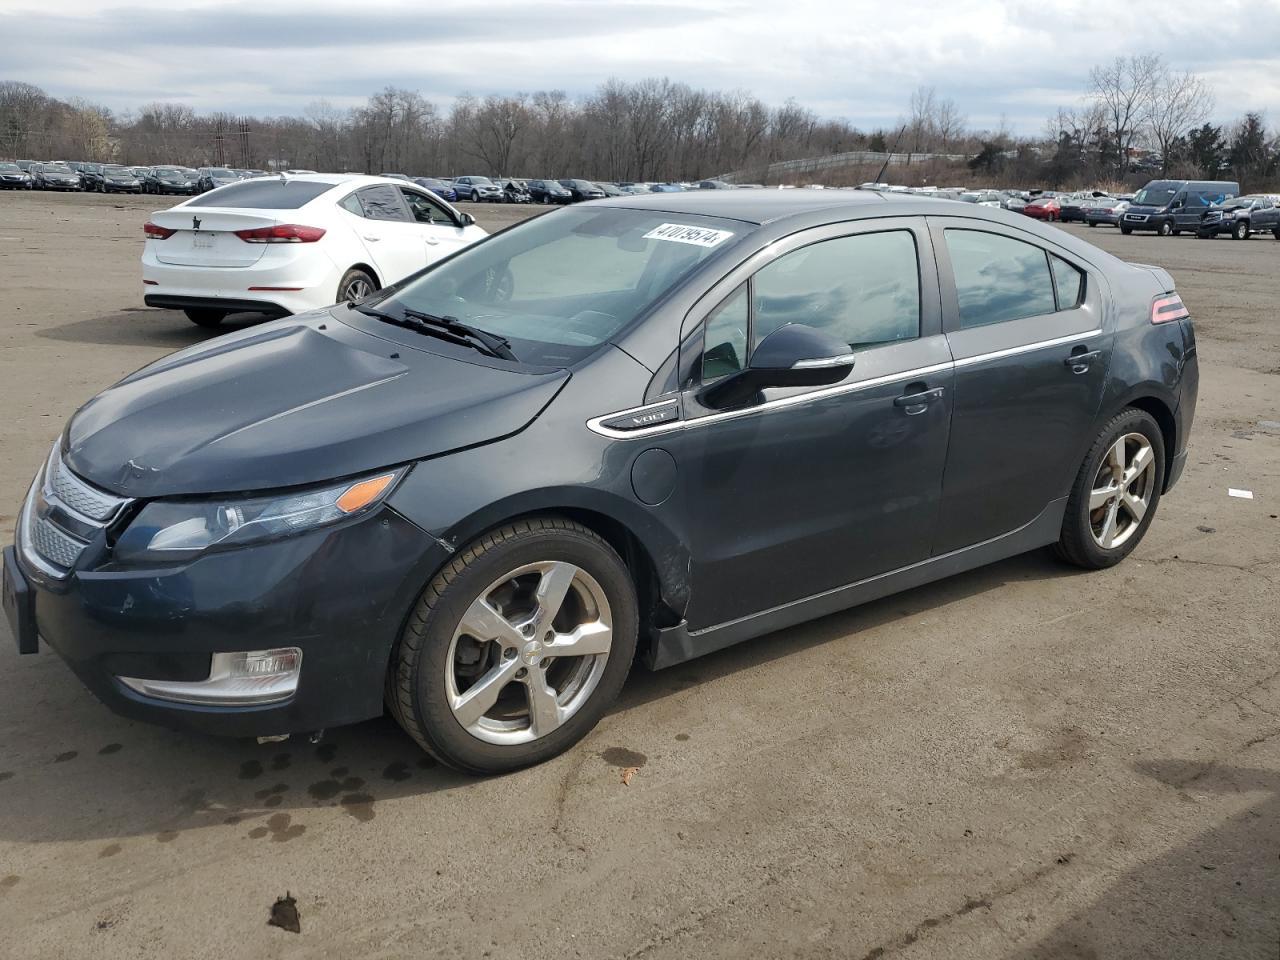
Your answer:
(6, 506), (446, 737)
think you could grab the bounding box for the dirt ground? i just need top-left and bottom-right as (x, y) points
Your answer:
(0, 190), (1277, 960)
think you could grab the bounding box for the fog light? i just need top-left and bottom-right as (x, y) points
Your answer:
(119, 647), (303, 707)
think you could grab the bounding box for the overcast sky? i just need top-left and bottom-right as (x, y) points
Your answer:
(6, 0), (1278, 133)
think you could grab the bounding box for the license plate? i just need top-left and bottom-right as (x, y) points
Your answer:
(2, 546), (38, 655)
(192, 233), (214, 249)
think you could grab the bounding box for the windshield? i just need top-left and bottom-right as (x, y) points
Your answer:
(155, 167), (183, 176)
(45, 163), (74, 174)
(206, 168), (235, 177)
(469, 176), (493, 185)
(374, 208), (746, 366)
(0, 163), (19, 172)
(1133, 184), (1178, 206)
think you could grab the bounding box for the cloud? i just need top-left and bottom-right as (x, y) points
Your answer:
(3, 0), (1275, 132)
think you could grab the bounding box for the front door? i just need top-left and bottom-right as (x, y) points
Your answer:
(928, 219), (1112, 555)
(398, 186), (471, 267)
(346, 184), (430, 285)
(672, 220), (954, 630)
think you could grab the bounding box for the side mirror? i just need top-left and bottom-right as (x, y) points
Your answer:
(458, 212), (476, 227)
(700, 324), (855, 409)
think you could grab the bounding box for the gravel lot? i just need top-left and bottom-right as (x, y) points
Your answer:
(0, 190), (1277, 960)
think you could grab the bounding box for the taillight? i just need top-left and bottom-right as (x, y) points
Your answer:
(143, 221), (175, 240)
(1151, 293), (1189, 324)
(234, 224), (326, 243)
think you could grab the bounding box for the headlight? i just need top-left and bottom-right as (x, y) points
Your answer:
(113, 468), (405, 562)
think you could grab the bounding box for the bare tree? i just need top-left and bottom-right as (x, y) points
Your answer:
(1089, 54), (1161, 178)
(1145, 67), (1213, 175)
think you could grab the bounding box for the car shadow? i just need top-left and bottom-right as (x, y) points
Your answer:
(1000, 757), (1280, 958)
(35, 308), (272, 348)
(0, 548), (1085, 846)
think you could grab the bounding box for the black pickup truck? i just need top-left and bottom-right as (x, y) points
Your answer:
(1196, 195), (1280, 240)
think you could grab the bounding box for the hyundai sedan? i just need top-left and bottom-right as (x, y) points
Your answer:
(4, 192), (1198, 775)
(139, 174), (486, 327)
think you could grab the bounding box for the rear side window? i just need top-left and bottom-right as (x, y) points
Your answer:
(187, 179), (333, 209)
(357, 185), (410, 221)
(751, 231), (921, 351)
(1050, 255), (1084, 309)
(945, 230), (1057, 327)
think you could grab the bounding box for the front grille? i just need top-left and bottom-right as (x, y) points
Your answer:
(26, 509), (86, 568)
(18, 443), (131, 578)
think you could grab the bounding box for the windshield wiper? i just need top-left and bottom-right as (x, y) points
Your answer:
(354, 304), (517, 361)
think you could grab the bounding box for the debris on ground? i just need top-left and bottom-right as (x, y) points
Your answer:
(621, 766), (639, 787)
(1228, 489), (1254, 499)
(269, 893), (301, 934)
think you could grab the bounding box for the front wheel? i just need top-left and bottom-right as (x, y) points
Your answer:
(183, 307), (225, 328)
(1054, 408), (1165, 570)
(388, 517), (639, 774)
(1233, 220), (1250, 240)
(1157, 220), (1173, 237)
(1120, 225), (1133, 235)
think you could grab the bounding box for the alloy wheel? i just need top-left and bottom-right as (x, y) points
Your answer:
(445, 561), (613, 745)
(342, 276), (372, 301)
(1089, 433), (1156, 549)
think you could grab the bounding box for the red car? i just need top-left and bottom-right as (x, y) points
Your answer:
(1022, 197), (1062, 221)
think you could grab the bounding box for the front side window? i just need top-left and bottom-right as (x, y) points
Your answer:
(945, 229), (1057, 327)
(751, 231), (921, 351)
(399, 188), (451, 225)
(702, 285), (748, 382)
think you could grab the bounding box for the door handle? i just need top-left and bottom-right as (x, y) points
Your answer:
(425, 237), (439, 245)
(362, 235), (381, 242)
(894, 386), (945, 413)
(1063, 349), (1101, 374)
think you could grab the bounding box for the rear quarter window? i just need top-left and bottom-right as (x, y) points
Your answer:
(187, 180), (334, 209)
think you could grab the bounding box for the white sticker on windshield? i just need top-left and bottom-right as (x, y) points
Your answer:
(643, 223), (735, 247)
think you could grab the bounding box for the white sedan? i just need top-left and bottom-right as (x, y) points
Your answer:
(141, 174), (487, 327)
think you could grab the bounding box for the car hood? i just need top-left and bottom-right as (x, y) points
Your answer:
(65, 310), (570, 499)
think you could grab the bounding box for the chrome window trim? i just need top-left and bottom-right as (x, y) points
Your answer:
(951, 328), (1102, 369)
(589, 327), (1104, 440)
(588, 360), (953, 440)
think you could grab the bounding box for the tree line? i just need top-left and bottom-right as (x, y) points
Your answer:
(1, 62), (1275, 190)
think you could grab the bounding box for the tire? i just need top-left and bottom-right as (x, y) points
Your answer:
(1157, 220), (1173, 237)
(1273, 229), (1280, 241)
(1054, 408), (1165, 570)
(1120, 225), (1133, 235)
(1233, 220), (1250, 240)
(388, 516), (639, 774)
(1087, 221), (1096, 228)
(183, 308), (225, 328)
(337, 267), (377, 304)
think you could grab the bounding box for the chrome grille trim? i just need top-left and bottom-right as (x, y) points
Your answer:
(17, 442), (133, 579)
(47, 445), (127, 522)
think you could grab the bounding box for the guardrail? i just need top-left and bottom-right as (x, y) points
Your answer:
(721, 150), (973, 182)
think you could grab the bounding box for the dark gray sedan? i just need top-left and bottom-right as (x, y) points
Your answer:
(4, 192), (1198, 774)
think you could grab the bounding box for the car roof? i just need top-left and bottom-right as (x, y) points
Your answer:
(227, 173), (428, 192)
(590, 188), (891, 224)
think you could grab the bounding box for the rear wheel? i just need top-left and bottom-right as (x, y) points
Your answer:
(1233, 219), (1250, 240)
(337, 267), (377, 304)
(183, 308), (225, 328)
(388, 517), (639, 774)
(1054, 408), (1164, 570)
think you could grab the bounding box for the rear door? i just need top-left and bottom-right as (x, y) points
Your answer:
(929, 218), (1112, 554)
(343, 184), (427, 284)
(397, 186), (472, 265)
